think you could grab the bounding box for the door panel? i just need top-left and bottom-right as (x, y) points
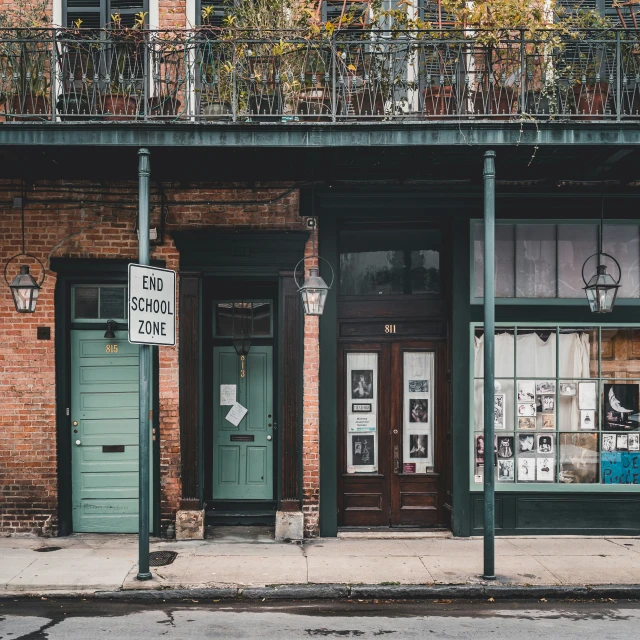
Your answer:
(338, 340), (447, 528)
(71, 330), (151, 533)
(213, 346), (273, 500)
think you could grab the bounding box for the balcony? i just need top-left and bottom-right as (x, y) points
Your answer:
(1, 27), (639, 124)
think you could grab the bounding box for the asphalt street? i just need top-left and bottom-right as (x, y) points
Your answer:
(1, 599), (639, 639)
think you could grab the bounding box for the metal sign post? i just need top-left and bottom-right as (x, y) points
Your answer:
(130, 148), (176, 582)
(483, 150), (496, 581)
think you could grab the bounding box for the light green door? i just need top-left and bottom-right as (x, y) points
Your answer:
(71, 330), (151, 533)
(213, 346), (273, 500)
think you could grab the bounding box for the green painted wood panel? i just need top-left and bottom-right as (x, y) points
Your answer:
(212, 346), (273, 500)
(70, 330), (152, 533)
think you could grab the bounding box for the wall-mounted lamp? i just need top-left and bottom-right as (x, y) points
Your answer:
(104, 320), (117, 339)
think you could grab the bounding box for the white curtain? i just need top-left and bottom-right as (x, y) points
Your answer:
(474, 332), (590, 431)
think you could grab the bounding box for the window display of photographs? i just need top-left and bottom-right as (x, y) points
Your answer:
(408, 380), (428, 393)
(352, 435), (375, 466)
(409, 399), (428, 423)
(602, 433), (616, 452)
(517, 381), (535, 402)
(518, 416), (536, 430)
(352, 370), (373, 399)
(604, 383), (640, 431)
(578, 381), (597, 411)
(616, 434), (629, 450)
(518, 457), (535, 481)
(518, 434), (535, 453)
(497, 436), (514, 459)
(542, 415), (555, 430)
(537, 457), (555, 482)
(475, 434), (485, 464)
(560, 382), (577, 397)
(541, 395), (555, 413)
(536, 380), (556, 395)
(517, 403), (536, 417)
(559, 433), (598, 484)
(537, 434), (554, 454)
(629, 434), (640, 451)
(580, 410), (595, 430)
(494, 394), (505, 429)
(498, 459), (515, 482)
(409, 434), (428, 458)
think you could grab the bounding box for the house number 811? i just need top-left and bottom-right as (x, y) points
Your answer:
(384, 324), (397, 334)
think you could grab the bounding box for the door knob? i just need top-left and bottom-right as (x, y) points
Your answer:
(73, 421), (78, 426)
(75, 440), (81, 446)
(267, 435), (272, 441)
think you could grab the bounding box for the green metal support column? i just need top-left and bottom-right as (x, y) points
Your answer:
(137, 148), (152, 581)
(483, 150), (496, 580)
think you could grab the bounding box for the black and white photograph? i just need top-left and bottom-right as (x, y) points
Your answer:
(580, 409), (595, 430)
(578, 381), (597, 411)
(517, 380), (536, 402)
(559, 433), (598, 484)
(604, 383), (640, 430)
(517, 403), (536, 417)
(351, 370), (373, 399)
(629, 433), (640, 451)
(518, 434), (535, 453)
(541, 395), (555, 413)
(494, 394), (505, 429)
(602, 433), (616, 452)
(518, 416), (536, 430)
(498, 459), (515, 482)
(408, 380), (428, 393)
(537, 457), (555, 482)
(536, 380), (556, 395)
(409, 434), (428, 458)
(518, 457), (534, 481)
(352, 435), (375, 466)
(537, 434), (554, 454)
(560, 382), (577, 397)
(475, 434), (485, 463)
(409, 399), (428, 423)
(616, 434), (629, 450)
(497, 436), (514, 459)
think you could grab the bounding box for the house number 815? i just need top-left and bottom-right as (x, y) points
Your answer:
(106, 344), (119, 353)
(384, 324), (396, 334)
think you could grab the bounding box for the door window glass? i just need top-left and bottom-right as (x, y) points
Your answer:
(346, 352), (378, 472)
(73, 285), (127, 321)
(403, 351), (435, 473)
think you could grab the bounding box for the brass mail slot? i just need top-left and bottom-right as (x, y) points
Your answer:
(230, 435), (254, 442)
(103, 445), (125, 453)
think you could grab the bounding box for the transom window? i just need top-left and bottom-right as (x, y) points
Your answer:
(473, 221), (640, 302)
(214, 301), (272, 337)
(72, 285), (128, 321)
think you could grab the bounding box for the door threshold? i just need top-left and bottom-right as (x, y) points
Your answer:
(337, 529), (452, 540)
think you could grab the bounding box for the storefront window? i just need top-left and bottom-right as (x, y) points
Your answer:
(472, 325), (640, 488)
(473, 222), (640, 301)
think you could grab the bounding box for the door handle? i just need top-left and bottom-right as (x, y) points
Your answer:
(394, 445), (400, 474)
(75, 440), (82, 446)
(73, 421), (78, 426)
(267, 435), (272, 441)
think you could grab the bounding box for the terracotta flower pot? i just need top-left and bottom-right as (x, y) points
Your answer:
(101, 95), (138, 121)
(423, 85), (458, 117)
(572, 82), (610, 120)
(473, 87), (516, 119)
(11, 95), (50, 121)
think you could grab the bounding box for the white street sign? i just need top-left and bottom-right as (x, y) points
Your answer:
(128, 264), (176, 346)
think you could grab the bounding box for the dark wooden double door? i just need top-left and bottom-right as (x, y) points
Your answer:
(338, 339), (449, 528)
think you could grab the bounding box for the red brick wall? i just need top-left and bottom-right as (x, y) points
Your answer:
(0, 180), (320, 536)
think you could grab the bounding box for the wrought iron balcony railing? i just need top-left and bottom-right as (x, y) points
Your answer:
(1, 28), (639, 123)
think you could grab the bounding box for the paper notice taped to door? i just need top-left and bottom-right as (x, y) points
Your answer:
(220, 384), (236, 406)
(225, 402), (248, 427)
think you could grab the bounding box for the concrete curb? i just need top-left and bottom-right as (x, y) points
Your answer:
(2, 583), (640, 601)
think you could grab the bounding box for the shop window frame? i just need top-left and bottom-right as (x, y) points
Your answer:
(469, 322), (640, 493)
(470, 219), (640, 306)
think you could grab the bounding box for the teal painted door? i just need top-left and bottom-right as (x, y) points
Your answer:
(71, 330), (151, 533)
(213, 346), (273, 500)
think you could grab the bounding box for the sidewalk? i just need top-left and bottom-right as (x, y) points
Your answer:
(1, 528), (640, 600)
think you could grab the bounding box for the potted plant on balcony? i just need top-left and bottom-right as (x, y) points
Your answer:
(99, 11), (146, 120)
(0, 0), (52, 120)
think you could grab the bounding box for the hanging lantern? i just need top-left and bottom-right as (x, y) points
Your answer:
(232, 302), (252, 356)
(582, 258), (621, 314)
(8, 264), (41, 313)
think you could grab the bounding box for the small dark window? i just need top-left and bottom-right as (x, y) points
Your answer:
(100, 286), (126, 319)
(339, 229), (441, 297)
(74, 286), (99, 318)
(73, 285), (127, 321)
(215, 302), (272, 337)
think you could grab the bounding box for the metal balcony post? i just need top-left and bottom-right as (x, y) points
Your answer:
(331, 36), (337, 123)
(232, 42), (237, 123)
(519, 29), (526, 115)
(51, 29), (58, 122)
(616, 31), (621, 121)
(136, 148), (152, 582)
(483, 150), (496, 581)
